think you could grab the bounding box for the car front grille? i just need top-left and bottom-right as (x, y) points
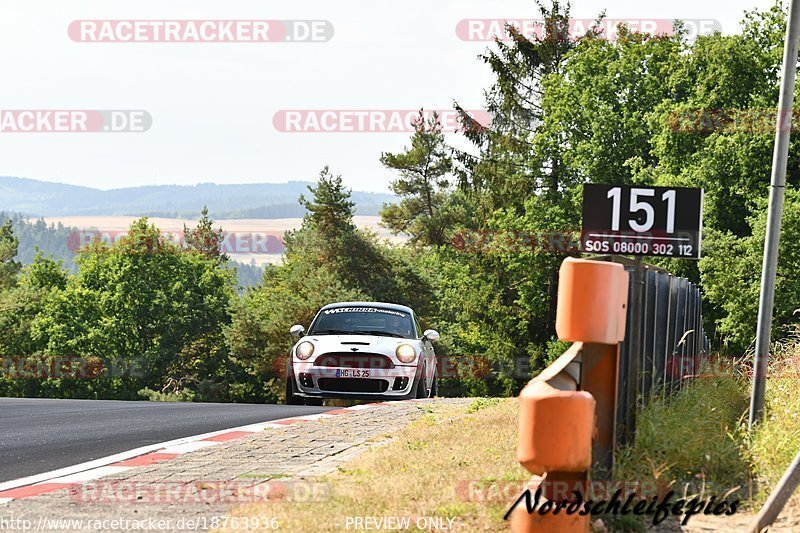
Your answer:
(317, 378), (389, 393)
(314, 353), (395, 369)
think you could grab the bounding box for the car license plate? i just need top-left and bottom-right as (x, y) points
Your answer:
(335, 369), (370, 378)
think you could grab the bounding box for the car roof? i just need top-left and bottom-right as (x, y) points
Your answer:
(319, 301), (415, 315)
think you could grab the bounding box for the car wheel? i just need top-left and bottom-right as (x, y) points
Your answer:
(415, 364), (428, 399)
(430, 368), (438, 397)
(285, 371), (305, 405)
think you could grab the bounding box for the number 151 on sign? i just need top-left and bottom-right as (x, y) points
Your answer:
(581, 184), (704, 260)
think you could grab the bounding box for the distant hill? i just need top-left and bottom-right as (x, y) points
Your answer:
(0, 177), (396, 218)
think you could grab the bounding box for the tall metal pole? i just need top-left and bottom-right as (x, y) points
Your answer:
(749, 0), (800, 427)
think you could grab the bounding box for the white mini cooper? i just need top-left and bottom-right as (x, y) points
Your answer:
(285, 302), (440, 405)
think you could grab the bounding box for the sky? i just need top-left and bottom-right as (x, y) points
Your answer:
(0, 0), (778, 193)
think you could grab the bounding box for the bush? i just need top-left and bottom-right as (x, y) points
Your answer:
(138, 387), (196, 402)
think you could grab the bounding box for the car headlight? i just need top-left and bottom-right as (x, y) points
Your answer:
(396, 344), (417, 364)
(296, 341), (315, 360)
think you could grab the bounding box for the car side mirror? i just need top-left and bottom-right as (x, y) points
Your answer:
(422, 329), (440, 342)
(290, 324), (305, 337)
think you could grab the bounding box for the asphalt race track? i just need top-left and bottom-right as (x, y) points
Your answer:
(0, 398), (331, 483)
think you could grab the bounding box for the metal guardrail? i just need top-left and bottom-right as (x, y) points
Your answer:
(590, 256), (710, 446)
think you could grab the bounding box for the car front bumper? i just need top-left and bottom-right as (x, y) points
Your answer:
(291, 361), (420, 399)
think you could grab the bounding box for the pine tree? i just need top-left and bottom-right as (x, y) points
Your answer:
(184, 207), (228, 262)
(0, 220), (21, 290)
(380, 110), (456, 247)
(455, 0), (578, 215)
(299, 166), (356, 236)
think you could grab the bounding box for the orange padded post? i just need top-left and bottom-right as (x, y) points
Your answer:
(517, 381), (595, 475)
(555, 257), (629, 344)
(513, 373), (596, 533)
(512, 258), (629, 532)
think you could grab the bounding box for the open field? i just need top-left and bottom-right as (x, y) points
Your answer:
(42, 215), (403, 266)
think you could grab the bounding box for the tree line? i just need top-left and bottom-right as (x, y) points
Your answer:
(0, 211), (265, 288)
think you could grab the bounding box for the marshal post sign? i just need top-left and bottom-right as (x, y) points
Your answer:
(581, 184), (704, 260)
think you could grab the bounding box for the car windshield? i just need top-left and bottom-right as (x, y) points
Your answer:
(308, 306), (415, 338)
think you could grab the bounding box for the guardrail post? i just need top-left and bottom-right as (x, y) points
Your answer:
(511, 258), (629, 532)
(556, 257), (629, 476)
(580, 343), (620, 476)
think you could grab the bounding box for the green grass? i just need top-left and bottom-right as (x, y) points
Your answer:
(615, 368), (751, 499)
(608, 337), (800, 529)
(467, 396), (502, 413)
(607, 365), (751, 531)
(748, 332), (800, 506)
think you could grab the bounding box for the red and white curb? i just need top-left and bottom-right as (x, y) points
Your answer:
(0, 400), (430, 506)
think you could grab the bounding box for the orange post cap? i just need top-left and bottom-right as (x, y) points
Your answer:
(517, 380), (596, 474)
(555, 258), (629, 344)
